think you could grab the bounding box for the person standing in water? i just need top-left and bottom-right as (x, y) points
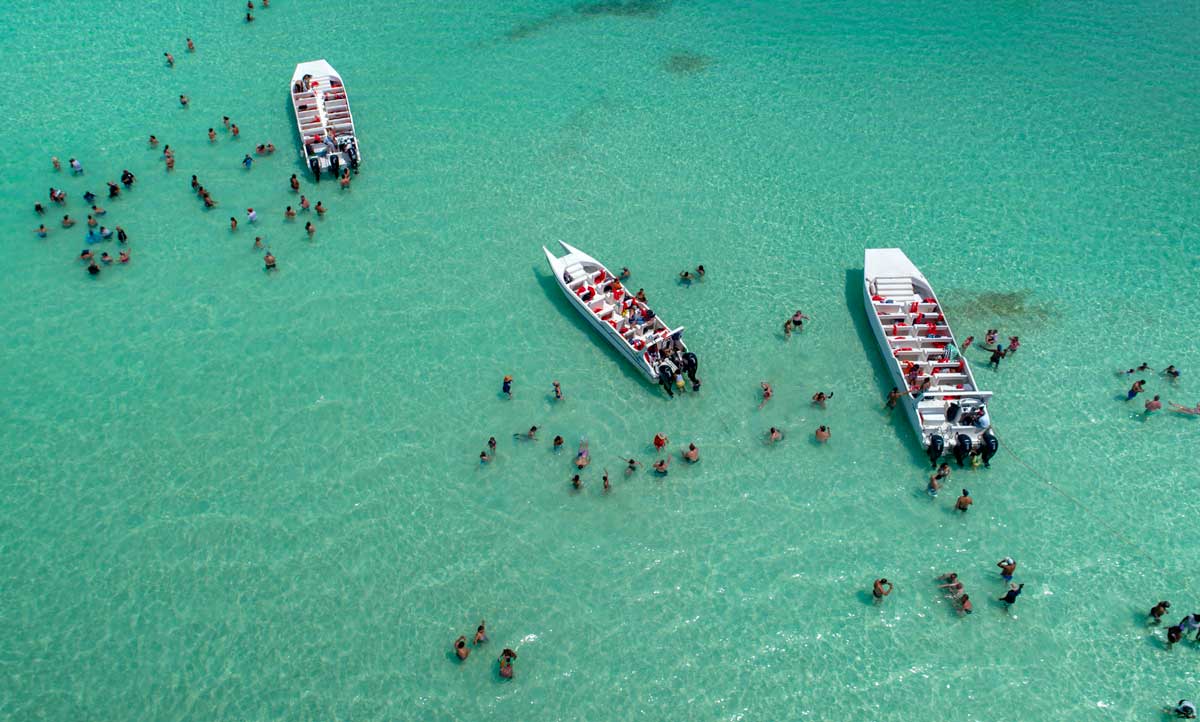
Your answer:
(928, 463), (950, 496)
(453, 636), (470, 660)
(1145, 395), (1163, 416)
(552, 381), (562, 400)
(758, 382), (773, 409)
(603, 469), (611, 493)
(872, 578), (893, 603)
(999, 583), (1024, 610)
(502, 375), (513, 398)
(988, 345), (1006, 370)
(886, 387), (902, 410)
(815, 425), (830, 442)
(1149, 601), (1171, 625)
(997, 557), (1017, 581)
(1127, 379), (1146, 400)
(499, 648), (517, 679)
(955, 489), (973, 512)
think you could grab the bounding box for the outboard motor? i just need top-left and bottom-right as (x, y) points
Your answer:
(954, 434), (973, 467)
(981, 431), (999, 468)
(926, 434), (944, 469)
(309, 156), (321, 181)
(946, 402), (960, 424)
(330, 153), (341, 177)
(348, 142), (359, 171)
(657, 364), (675, 398)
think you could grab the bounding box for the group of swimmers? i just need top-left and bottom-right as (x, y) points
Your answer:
(481, 424), (699, 493)
(1117, 363), (1192, 416)
(38, 162), (137, 276)
(874, 557), (1022, 617)
(452, 621), (518, 679)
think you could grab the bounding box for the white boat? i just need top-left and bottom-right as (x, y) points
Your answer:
(863, 249), (998, 467)
(290, 60), (360, 180)
(543, 241), (696, 395)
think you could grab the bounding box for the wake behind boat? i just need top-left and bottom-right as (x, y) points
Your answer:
(291, 59), (360, 181)
(543, 241), (697, 396)
(863, 248), (998, 468)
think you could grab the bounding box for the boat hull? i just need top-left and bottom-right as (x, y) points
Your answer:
(543, 241), (688, 384)
(291, 60), (360, 178)
(863, 249), (994, 459)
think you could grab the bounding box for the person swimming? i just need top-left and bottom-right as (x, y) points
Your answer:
(264, 252), (276, 270)
(570, 474), (582, 490)
(683, 443), (699, 462)
(473, 621), (488, 645)
(652, 456), (670, 475)
(575, 439), (590, 469)
(624, 458), (641, 474)
(453, 636), (470, 660)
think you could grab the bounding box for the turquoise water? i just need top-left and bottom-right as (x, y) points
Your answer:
(3, 1), (1199, 719)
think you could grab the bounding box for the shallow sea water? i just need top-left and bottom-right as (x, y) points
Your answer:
(2, 1), (1199, 720)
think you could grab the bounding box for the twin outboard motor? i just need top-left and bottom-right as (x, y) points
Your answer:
(981, 431), (999, 467)
(954, 434), (973, 467)
(330, 153), (341, 177)
(309, 156), (321, 181)
(347, 142), (359, 170)
(657, 364), (675, 398)
(926, 434), (945, 468)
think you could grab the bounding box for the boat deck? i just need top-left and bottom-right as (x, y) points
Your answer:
(867, 274), (990, 441)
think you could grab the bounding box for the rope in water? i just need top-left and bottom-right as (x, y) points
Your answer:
(990, 425), (1190, 599)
